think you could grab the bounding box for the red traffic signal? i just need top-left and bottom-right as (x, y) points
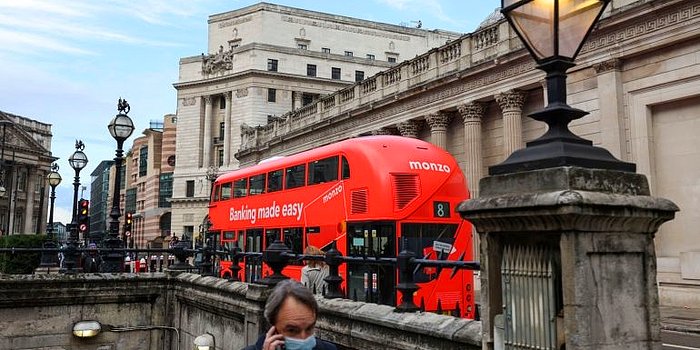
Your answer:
(125, 212), (133, 225)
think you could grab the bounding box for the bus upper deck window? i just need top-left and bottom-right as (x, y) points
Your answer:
(341, 156), (350, 179)
(285, 164), (306, 189)
(308, 156), (339, 185)
(267, 169), (283, 192)
(212, 184), (220, 202)
(233, 178), (248, 198)
(221, 182), (232, 200)
(249, 174), (266, 195)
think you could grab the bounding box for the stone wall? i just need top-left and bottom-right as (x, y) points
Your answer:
(0, 272), (481, 350)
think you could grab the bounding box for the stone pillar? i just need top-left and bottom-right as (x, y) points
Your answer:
(457, 102), (485, 199)
(425, 112), (451, 149)
(370, 127), (394, 135)
(293, 91), (303, 110)
(397, 120), (420, 138)
(458, 167), (677, 350)
(223, 92), (232, 167)
(593, 59), (625, 159)
(24, 168), (35, 234)
(202, 95), (213, 168)
(495, 90), (526, 157)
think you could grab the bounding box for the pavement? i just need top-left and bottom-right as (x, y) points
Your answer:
(660, 305), (700, 334)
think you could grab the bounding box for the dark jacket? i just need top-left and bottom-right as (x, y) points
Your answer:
(242, 334), (337, 350)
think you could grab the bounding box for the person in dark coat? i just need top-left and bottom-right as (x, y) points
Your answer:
(242, 279), (337, 350)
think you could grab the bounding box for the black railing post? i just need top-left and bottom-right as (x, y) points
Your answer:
(324, 240), (344, 299)
(258, 239), (289, 286)
(200, 237), (213, 277)
(395, 242), (419, 313)
(228, 244), (242, 282)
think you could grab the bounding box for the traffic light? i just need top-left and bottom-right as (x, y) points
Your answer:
(77, 199), (90, 235)
(123, 212), (133, 240)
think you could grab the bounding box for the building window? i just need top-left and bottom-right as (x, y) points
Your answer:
(17, 171), (26, 192)
(355, 70), (365, 82)
(139, 146), (148, 177)
(302, 93), (314, 106)
(331, 67), (341, 80)
(268, 88), (276, 102)
(125, 187), (137, 213)
(366, 54), (375, 60)
(138, 147), (148, 176)
(184, 226), (194, 240)
(158, 173), (173, 208)
(219, 96), (226, 109)
(321, 47), (330, 54)
(307, 64), (317, 77)
(297, 43), (307, 50)
(218, 149), (224, 167)
(388, 56), (397, 63)
(344, 51), (353, 57)
(267, 59), (278, 72)
(185, 180), (195, 197)
(219, 122), (225, 140)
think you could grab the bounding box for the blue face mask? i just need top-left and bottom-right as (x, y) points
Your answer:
(284, 335), (317, 350)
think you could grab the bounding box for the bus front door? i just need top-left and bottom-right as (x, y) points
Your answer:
(245, 228), (263, 282)
(346, 222), (396, 306)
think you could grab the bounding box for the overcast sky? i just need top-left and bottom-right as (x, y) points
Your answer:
(0, 0), (500, 225)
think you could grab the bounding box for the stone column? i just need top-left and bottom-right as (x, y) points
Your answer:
(202, 95), (213, 168)
(593, 59), (625, 159)
(24, 168), (35, 234)
(457, 102), (485, 199)
(293, 91), (303, 110)
(458, 167), (677, 350)
(397, 120), (420, 138)
(371, 127), (394, 135)
(425, 112), (451, 150)
(495, 90), (526, 157)
(223, 92), (232, 167)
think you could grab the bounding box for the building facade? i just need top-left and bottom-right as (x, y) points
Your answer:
(89, 160), (114, 243)
(171, 2), (462, 240)
(232, 0), (700, 307)
(122, 116), (176, 248)
(0, 111), (55, 236)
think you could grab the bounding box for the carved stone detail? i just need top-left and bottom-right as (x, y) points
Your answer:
(397, 120), (420, 138)
(181, 97), (197, 106)
(425, 112), (451, 130)
(457, 102), (485, 123)
(204, 95), (213, 105)
(495, 90), (525, 112)
(593, 59), (622, 74)
(370, 127), (395, 136)
(236, 88), (249, 98)
(201, 45), (234, 75)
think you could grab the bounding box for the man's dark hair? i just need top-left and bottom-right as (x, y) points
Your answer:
(264, 279), (318, 324)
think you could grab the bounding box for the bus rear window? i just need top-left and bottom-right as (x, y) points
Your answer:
(285, 164), (305, 189)
(249, 174), (266, 195)
(233, 178), (247, 198)
(268, 169), (283, 192)
(308, 156), (339, 185)
(221, 182), (232, 200)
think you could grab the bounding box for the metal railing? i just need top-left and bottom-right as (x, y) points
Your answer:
(0, 238), (479, 317)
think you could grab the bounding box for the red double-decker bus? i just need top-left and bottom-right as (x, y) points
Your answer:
(209, 135), (475, 318)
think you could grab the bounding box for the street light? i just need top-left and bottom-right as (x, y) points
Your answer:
(489, 0), (635, 175)
(101, 98), (135, 272)
(39, 163), (62, 268)
(63, 141), (88, 274)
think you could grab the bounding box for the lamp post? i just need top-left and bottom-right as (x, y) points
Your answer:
(490, 0), (635, 175)
(101, 98), (135, 272)
(63, 141), (88, 273)
(39, 163), (62, 268)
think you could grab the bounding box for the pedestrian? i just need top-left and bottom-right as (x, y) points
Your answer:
(82, 243), (102, 272)
(242, 279), (337, 350)
(300, 245), (328, 295)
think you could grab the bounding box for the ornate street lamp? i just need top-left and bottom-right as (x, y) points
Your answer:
(63, 141), (88, 273)
(101, 98), (135, 272)
(39, 163), (62, 268)
(490, 0), (635, 174)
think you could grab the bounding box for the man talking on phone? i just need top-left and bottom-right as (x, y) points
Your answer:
(243, 279), (337, 350)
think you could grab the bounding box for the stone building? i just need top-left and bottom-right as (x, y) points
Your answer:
(0, 110), (55, 236)
(171, 2), (462, 240)
(122, 116), (176, 248)
(232, 0), (700, 307)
